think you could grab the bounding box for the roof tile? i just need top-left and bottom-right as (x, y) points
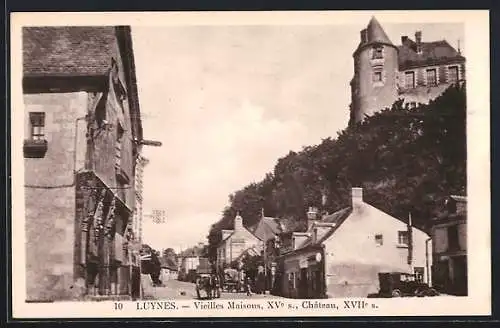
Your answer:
(23, 26), (116, 77)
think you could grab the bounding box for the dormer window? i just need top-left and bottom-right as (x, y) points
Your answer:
(445, 197), (457, 214)
(372, 46), (383, 59)
(373, 71), (382, 82)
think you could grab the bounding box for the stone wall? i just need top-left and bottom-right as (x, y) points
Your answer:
(24, 91), (88, 301)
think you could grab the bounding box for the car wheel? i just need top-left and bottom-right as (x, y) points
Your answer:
(392, 289), (402, 297)
(427, 288), (439, 296)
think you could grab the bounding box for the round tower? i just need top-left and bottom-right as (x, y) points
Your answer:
(350, 17), (399, 125)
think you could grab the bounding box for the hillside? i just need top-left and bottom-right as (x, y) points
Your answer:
(207, 84), (466, 261)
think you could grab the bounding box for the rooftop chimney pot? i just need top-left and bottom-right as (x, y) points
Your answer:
(415, 31), (422, 53)
(401, 35), (408, 44)
(360, 29), (368, 43)
(352, 187), (363, 208)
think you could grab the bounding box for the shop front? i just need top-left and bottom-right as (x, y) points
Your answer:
(277, 245), (326, 299)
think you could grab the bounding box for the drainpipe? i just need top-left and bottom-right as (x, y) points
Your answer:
(425, 237), (432, 286)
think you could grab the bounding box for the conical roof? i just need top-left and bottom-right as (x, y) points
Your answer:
(366, 16), (393, 45)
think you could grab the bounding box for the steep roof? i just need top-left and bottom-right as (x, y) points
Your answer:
(354, 16), (395, 56)
(23, 26), (117, 77)
(23, 26), (143, 142)
(398, 39), (465, 69)
(251, 217), (282, 241)
(366, 16), (393, 45)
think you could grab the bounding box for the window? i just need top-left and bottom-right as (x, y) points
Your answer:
(29, 112), (45, 140)
(398, 231), (409, 246)
(375, 234), (383, 246)
(409, 102), (417, 109)
(372, 46), (383, 59)
(448, 66), (459, 84)
(405, 71), (415, 89)
(373, 71), (383, 83)
(426, 68), (437, 86)
(414, 267), (424, 283)
(447, 225), (460, 251)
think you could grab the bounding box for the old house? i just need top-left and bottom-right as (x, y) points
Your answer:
(23, 26), (145, 301)
(431, 195), (467, 296)
(349, 16), (466, 125)
(159, 258), (179, 282)
(276, 188), (432, 298)
(216, 213), (261, 270)
(216, 213), (283, 273)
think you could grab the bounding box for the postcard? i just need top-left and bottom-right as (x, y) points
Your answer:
(10, 10), (490, 318)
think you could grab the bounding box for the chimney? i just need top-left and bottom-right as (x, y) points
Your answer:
(360, 29), (368, 43)
(415, 31), (422, 54)
(234, 213), (243, 231)
(351, 187), (363, 209)
(307, 206), (319, 231)
(401, 35), (408, 44)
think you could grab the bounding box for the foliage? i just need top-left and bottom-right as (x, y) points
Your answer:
(207, 84), (466, 258)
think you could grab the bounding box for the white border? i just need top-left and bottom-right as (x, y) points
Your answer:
(10, 10), (490, 318)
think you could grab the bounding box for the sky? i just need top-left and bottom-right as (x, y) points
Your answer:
(130, 19), (464, 252)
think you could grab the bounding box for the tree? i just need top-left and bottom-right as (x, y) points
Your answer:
(207, 84), (466, 252)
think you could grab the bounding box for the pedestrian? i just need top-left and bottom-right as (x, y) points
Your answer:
(246, 276), (253, 296)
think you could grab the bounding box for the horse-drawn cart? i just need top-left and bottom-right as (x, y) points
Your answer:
(194, 260), (221, 299)
(222, 268), (245, 293)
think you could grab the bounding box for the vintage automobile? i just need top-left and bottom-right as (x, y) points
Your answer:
(377, 272), (439, 298)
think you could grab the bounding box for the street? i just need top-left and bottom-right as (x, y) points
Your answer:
(142, 276), (284, 300)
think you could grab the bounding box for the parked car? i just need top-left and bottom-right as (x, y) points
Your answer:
(377, 272), (439, 297)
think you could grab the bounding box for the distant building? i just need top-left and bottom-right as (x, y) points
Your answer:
(23, 26), (143, 301)
(430, 195), (467, 296)
(216, 213), (282, 272)
(349, 16), (466, 125)
(216, 214), (261, 270)
(276, 188), (432, 298)
(159, 258), (178, 281)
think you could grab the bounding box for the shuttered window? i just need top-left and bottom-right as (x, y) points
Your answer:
(405, 71), (415, 89)
(448, 66), (459, 84)
(426, 69), (437, 86)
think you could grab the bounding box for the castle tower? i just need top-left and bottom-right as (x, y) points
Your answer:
(350, 17), (399, 125)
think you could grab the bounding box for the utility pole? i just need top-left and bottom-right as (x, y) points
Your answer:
(261, 208), (268, 291)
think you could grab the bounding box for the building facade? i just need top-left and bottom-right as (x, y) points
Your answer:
(276, 188), (432, 298)
(431, 195), (467, 296)
(23, 26), (144, 301)
(349, 17), (466, 125)
(216, 214), (262, 270)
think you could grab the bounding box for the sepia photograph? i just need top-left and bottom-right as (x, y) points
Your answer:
(10, 10), (490, 318)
